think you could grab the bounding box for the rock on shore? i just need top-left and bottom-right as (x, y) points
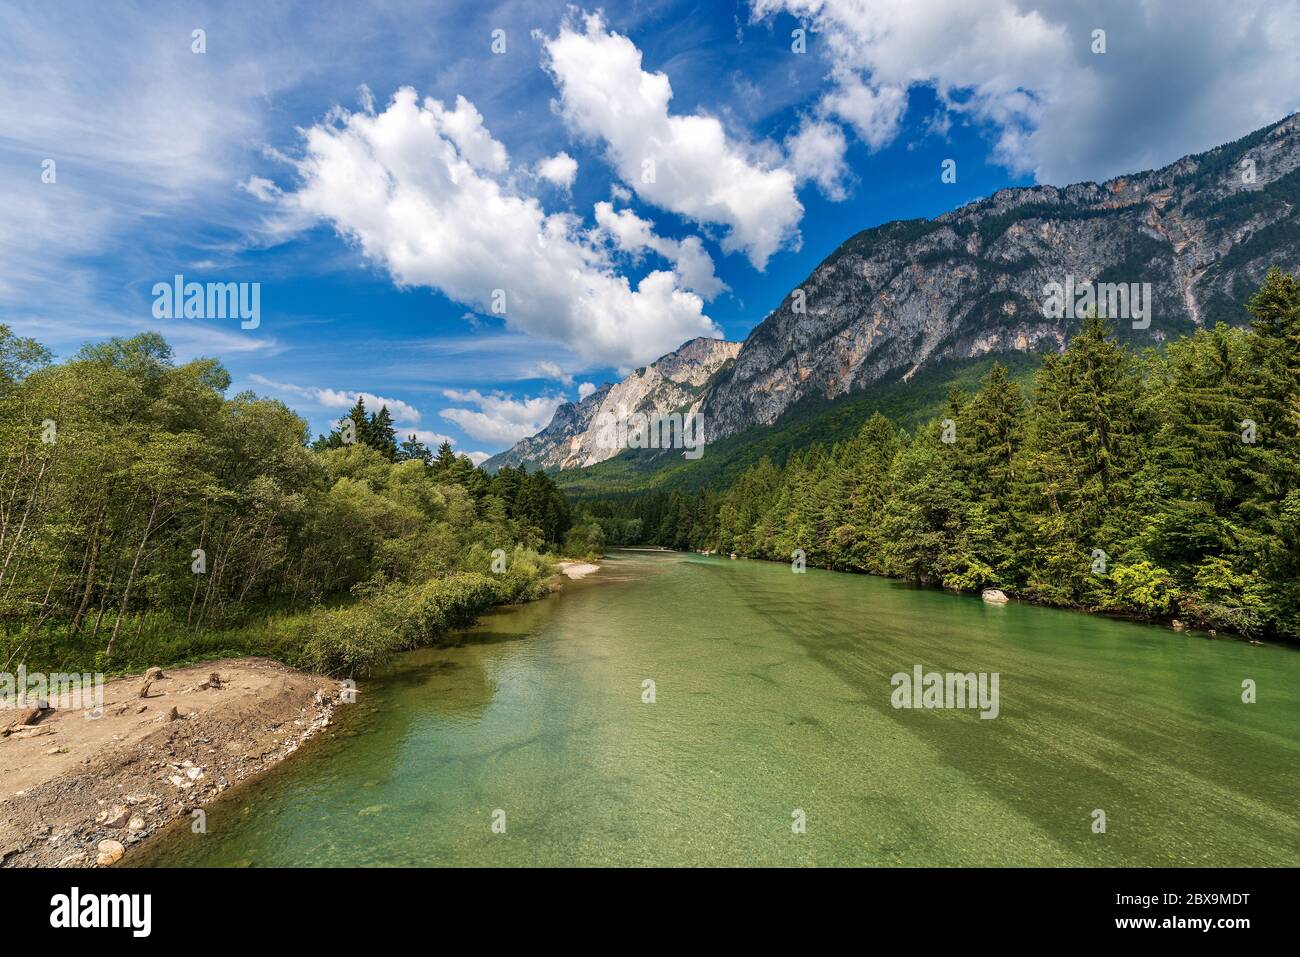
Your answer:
(0, 657), (347, 868)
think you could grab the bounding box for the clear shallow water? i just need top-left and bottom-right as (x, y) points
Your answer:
(136, 550), (1299, 867)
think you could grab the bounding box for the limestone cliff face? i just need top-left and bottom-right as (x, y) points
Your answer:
(490, 113), (1300, 467)
(701, 112), (1300, 440)
(483, 337), (741, 471)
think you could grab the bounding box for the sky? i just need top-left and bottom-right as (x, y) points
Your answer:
(3, 0), (1299, 460)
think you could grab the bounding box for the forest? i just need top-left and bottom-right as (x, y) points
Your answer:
(583, 269), (1300, 641)
(0, 332), (599, 676)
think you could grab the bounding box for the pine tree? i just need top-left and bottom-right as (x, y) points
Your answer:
(431, 440), (458, 477)
(960, 363), (1026, 584)
(370, 405), (398, 461)
(396, 434), (432, 464)
(1019, 314), (1149, 604)
(1241, 268), (1300, 632)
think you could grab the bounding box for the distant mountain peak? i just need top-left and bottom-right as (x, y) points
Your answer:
(483, 337), (740, 472)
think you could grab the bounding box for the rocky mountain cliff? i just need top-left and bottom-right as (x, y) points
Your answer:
(493, 113), (1300, 470)
(702, 113), (1300, 441)
(484, 336), (741, 471)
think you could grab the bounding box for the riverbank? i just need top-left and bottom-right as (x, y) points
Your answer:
(0, 658), (347, 867)
(130, 549), (1300, 867)
(556, 559), (601, 580)
(667, 547), (1276, 645)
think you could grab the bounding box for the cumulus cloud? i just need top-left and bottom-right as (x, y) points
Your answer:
(280, 86), (719, 370)
(542, 12), (803, 269)
(821, 72), (907, 152)
(593, 202), (727, 300)
(751, 0), (1300, 184)
(248, 374), (421, 424)
(439, 388), (566, 445)
(577, 382), (597, 400)
(784, 117), (850, 200)
(536, 151), (578, 190)
(427, 95), (509, 173)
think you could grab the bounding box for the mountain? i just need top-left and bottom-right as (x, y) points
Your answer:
(702, 113), (1300, 441)
(496, 113), (1300, 472)
(483, 336), (741, 471)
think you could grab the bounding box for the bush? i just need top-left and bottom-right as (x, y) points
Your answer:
(298, 604), (400, 676)
(1109, 561), (1177, 615)
(405, 572), (503, 632)
(298, 572), (508, 675)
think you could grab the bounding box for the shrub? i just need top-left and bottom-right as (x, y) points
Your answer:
(298, 604), (400, 676)
(1109, 561), (1177, 615)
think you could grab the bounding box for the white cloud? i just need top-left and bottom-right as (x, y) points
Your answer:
(593, 202), (727, 300)
(439, 388), (565, 445)
(428, 95), (509, 173)
(535, 360), (573, 385)
(249, 374), (422, 424)
(822, 72), (907, 152)
(280, 86), (719, 370)
(577, 382), (597, 400)
(784, 117), (850, 201)
(240, 175), (283, 203)
(536, 151), (579, 190)
(400, 428), (455, 448)
(542, 12), (803, 269)
(751, 0), (1300, 184)
(464, 450), (491, 466)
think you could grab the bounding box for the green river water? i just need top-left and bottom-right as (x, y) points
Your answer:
(136, 549), (1299, 867)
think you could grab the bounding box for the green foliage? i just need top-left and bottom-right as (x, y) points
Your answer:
(587, 269), (1300, 640)
(0, 334), (573, 676)
(559, 352), (1041, 499)
(1109, 562), (1177, 616)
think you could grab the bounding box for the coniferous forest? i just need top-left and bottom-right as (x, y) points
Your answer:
(0, 332), (589, 676)
(583, 269), (1300, 641)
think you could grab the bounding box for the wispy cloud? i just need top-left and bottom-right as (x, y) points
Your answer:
(249, 374), (421, 424)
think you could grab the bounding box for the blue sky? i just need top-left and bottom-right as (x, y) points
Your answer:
(3, 0), (1298, 459)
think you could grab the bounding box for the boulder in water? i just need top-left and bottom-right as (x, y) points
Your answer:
(981, 589), (1009, 604)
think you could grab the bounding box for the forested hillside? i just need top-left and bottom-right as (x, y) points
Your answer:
(584, 270), (1300, 641)
(555, 352), (1042, 498)
(0, 332), (585, 676)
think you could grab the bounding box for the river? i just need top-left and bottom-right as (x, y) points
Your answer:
(135, 549), (1299, 866)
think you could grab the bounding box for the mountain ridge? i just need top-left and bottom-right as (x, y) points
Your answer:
(483, 336), (740, 471)
(491, 112), (1300, 470)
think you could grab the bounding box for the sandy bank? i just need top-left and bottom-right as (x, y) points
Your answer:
(556, 560), (601, 580)
(0, 657), (347, 868)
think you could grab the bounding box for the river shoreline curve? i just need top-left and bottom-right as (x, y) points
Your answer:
(0, 657), (346, 868)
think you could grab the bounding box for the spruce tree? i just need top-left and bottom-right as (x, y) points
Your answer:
(370, 405), (398, 461)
